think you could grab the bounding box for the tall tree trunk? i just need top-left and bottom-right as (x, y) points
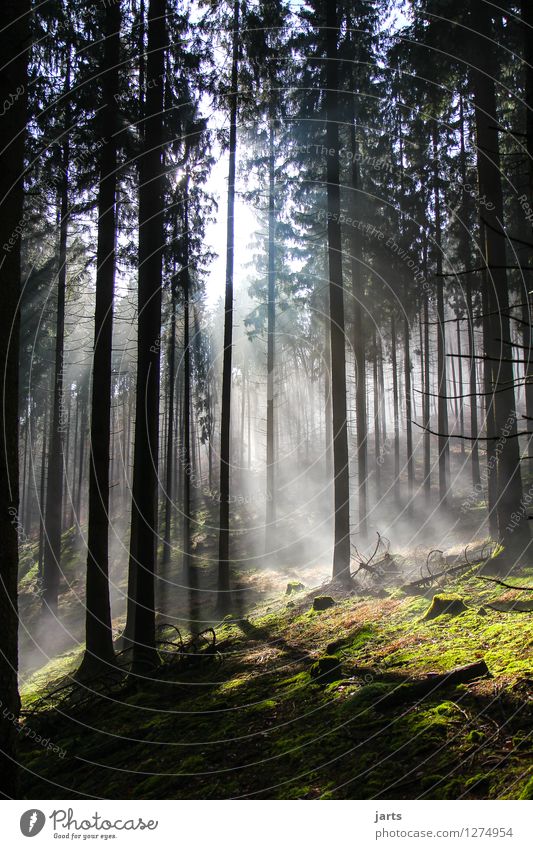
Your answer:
(466, 276), (481, 482)
(481, 240), (499, 539)
(128, 0), (166, 670)
(379, 335), (387, 444)
(42, 50), (71, 614)
(521, 0), (533, 468)
(348, 76), (368, 539)
(38, 401), (50, 579)
(78, 0), (121, 678)
(217, 0), (239, 612)
(373, 330), (381, 494)
(324, 331), (333, 483)
(21, 414), (29, 532)
(0, 0), (29, 797)
(69, 386), (80, 528)
(423, 284), (431, 495)
(181, 181), (196, 631)
(432, 125), (448, 505)
(75, 378), (88, 527)
(326, 0), (351, 583)
(162, 268), (176, 569)
(404, 305), (414, 503)
(265, 108), (276, 546)
(459, 93), (481, 485)
(472, 0), (530, 562)
(61, 388), (72, 528)
(456, 315), (465, 454)
(391, 315), (400, 499)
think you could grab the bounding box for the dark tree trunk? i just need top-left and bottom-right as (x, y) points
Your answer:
(481, 241), (499, 539)
(61, 388), (72, 528)
(0, 0), (29, 797)
(459, 93), (481, 485)
(69, 386), (80, 528)
(466, 277), (481, 482)
(472, 0), (530, 561)
(373, 330), (381, 494)
(181, 182), (196, 631)
(347, 70), (368, 540)
(128, 0), (167, 671)
(404, 304), (414, 502)
(521, 0), (533, 468)
(162, 256), (176, 570)
(325, 0), (351, 583)
(21, 415), (29, 532)
(42, 51), (72, 614)
(217, 0), (240, 612)
(378, 335), (387, 444)
(78, 0), (121, 678)
(455, 316), (465, 454)
(75, 377), (88, 527)
(432, 126), (448, 505)
(265, 109), (276, 546)
(391, 315), (400, 499)
(38, 401), (50, 579)
(423, 285), (431, 495)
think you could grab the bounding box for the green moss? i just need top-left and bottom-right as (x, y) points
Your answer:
(18, 556), (533, 801)
(350, 682), (395, 711)
(467, 730), (485, 744)
(286, 581), (305, 595)
(423, 595), (468, 620)
(310, 655), (342, 684)
(433, 701), (460, 717)
(465, 774), (491, 793)
(519, 776), (533, 799)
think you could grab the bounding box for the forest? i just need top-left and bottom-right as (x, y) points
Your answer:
(0, 0), (532, 803)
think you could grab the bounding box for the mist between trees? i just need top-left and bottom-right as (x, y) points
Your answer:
(1, 0), (533, 802)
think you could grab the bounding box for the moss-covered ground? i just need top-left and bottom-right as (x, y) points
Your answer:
(17, 553), (533, 800)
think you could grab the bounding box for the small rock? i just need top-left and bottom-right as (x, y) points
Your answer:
(313, 595), (336, 611)
(286, 581), (305, 595)
(310, 655), (342, 684)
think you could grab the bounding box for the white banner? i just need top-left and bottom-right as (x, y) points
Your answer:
(2, 800), (531, 848)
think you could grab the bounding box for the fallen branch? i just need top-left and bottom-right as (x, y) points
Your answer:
(401, 560), (474, 594)
(476, 576), (533, 592)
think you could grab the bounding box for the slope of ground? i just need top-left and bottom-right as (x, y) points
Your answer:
(18, 561), (533, 800)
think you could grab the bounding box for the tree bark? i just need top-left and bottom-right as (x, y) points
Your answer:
(459, 93), (481, 485)
(521, 0), (533, 468)
(42, 49), (72, 614)
(391, 315), (400, 499)
(265, 107), (276, 546)
(78, 0), (121, 678)
(423, 282), (431, 495)
(129, 0), (167, 671)
(472, 0), (530, 561)
(432, 125), (448, 505)
(217, 0), (240, 612)
(0, 0), (29, 797)
(325, 0), (351, 583)
(162, 256), (176, 570)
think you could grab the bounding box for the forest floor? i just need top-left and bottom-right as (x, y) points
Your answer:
(17, 533), (533, 800)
